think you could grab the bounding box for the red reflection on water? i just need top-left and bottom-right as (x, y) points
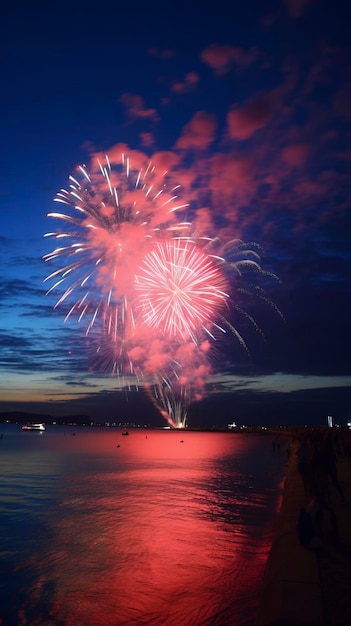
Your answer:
(7, 431), (284, 626)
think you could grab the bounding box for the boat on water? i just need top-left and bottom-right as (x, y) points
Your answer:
(22, 423), (46, 431)
(122, 430), (129, 436)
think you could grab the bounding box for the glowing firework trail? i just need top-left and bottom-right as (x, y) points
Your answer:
(135, 240), (229, 342)
(195, 237), (284, 352)
(145, 344), (211, 428)
(147, 376), (189, 429)
(141, 337), (212, 428)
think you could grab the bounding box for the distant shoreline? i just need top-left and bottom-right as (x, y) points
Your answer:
(1, 418), (292, 435)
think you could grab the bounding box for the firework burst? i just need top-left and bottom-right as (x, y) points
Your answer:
(43, 153), (189, 341)
(135, 240), (229, 342)
(44, 152), (282, 429)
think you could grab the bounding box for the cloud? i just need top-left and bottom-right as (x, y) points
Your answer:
(200, 43), (257, 75)
(0, 277), (44, 301)
(119, 93), (159, 122)
(0, 331), (31, 349)
(148, 48), (175, 59)
(174, 111), (217, 151)
(150, 150), (180, 173)
(209, 152), (254, 202)
(139, 132), (155, 147)
(283, 0), (315, 19)
(333, 85), (351, 121)
(170, 72), (200, 93)
(227, 95), (273, 140)
(281, 143), (310, 167)
(192, 207), (215, 238)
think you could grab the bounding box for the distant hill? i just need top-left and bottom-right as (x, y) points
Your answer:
(0, 412), (93, 426)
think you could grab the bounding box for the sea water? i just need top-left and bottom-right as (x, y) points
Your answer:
(0, 425), (287, 626)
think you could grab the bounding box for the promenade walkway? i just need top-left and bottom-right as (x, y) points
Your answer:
(254, 433), (351, 626)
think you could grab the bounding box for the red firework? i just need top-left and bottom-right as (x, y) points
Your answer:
(135, 240), (229, 342)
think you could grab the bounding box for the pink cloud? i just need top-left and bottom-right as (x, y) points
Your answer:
(150, 150), (180, 174)
(301, 43), (340, 96)
(193, 207), (215, 238)
(210, 154), (252, 187)
(171, 71), (200, 93)
(205, 153), (256, 230)
(282, 143), (310, 167)
(169, 167), (198, 196)
(119, 93), (159, 122)
(284, 0), (315, 19)
(293, 178), (327, 197)
(336, 149), (351, 162)
(139, 132), (155, 147)
(142, 341), (171, 374)
(130, 143), (255, 236)
(175, 111), (217, 151)
(227, 96), (272, 140)
(333, 85), (351, 121)
(148, 48), (175, 59)
(322, 130), (339, 142)
(200, 43), (257, 75)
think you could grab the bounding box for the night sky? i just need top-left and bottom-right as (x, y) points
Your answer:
(1, 0), (350, 428)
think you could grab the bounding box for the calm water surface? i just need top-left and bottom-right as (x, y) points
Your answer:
(0, 425), (287, 626)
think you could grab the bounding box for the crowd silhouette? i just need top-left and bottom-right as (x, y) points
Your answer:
(294, 428), (350, 552)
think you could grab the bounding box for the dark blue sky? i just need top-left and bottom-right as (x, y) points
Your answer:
(1, 0), (350, 427)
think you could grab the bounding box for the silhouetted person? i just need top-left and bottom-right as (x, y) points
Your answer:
(297, 506), (322, 551)
(296, 439), (313, 496)
(320, 437), (345, 502)
(307, 490), (340, 546)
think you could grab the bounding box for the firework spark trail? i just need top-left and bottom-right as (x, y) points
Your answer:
(148, 380), (189, 429)
(144, 342), (211, 428)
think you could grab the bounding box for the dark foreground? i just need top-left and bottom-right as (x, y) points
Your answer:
(255, 430), (351, 626)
